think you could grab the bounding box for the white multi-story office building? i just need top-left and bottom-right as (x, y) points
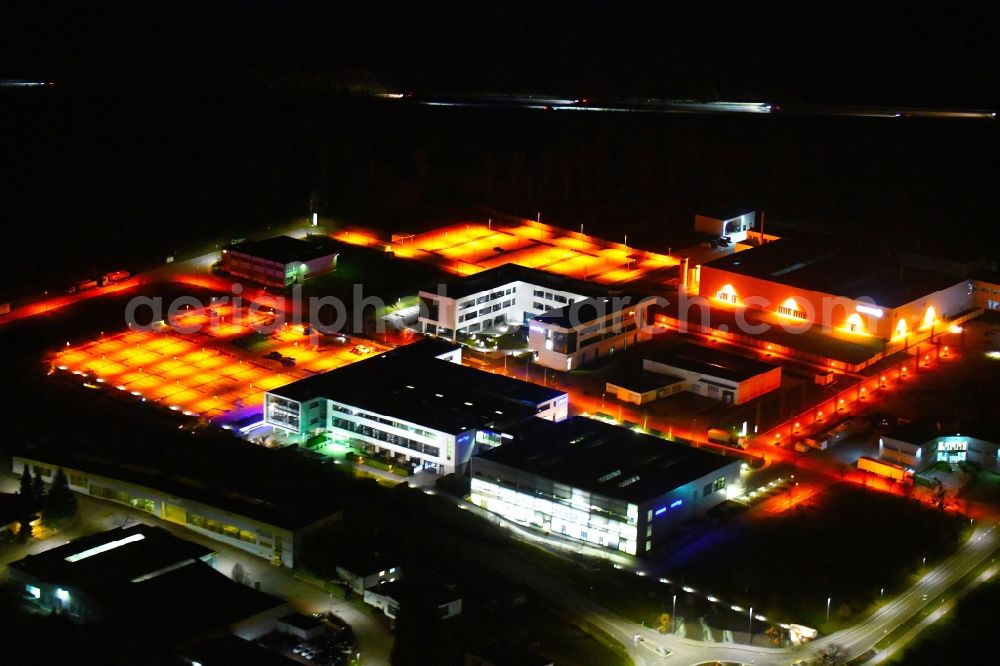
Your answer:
(528, 295), (653, 371)
(265, 339), (568, 475)
(418, 264), (606, 340)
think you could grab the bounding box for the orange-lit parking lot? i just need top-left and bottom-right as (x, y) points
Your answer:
(333, 219), (678, 286)
(52, 310), (382, 422)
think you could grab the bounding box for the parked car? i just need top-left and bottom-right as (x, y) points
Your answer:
(264, 351), (282, 360)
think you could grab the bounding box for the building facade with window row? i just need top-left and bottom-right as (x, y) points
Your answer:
(470, 417), (742, 557)
(221, 235), (338, 288)
(265, 340), (568, 475)
(528, 295), (654, 370)
(418, 264), (607, 339)
(12, 455), (342, 568)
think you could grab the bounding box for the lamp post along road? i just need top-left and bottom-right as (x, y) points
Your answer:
(672, 594), (677, 634)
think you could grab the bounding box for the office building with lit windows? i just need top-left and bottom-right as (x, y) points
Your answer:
(221, 235), (338, 288)
(12, 454), (342, 568)
(470, 417), (742, 557)
(879, 417), (1000, 471)
(265, 340), (568, 475)
(418, 264), (607, 339)
(528, 294), (654, 370)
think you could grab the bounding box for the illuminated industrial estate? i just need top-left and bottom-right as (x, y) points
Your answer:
(2, 15), (997, 663)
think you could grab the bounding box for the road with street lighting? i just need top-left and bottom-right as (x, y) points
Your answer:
(466, 506), (1000, 666)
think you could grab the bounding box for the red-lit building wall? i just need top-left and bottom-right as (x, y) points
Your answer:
(698, 264), (971, 341)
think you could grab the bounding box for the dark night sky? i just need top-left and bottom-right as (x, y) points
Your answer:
(2, 2), (997, 104)
(1, 3), (997, 297)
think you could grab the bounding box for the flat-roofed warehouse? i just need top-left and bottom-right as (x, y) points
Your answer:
(221, 235), (338, 288)
(7, 524), (292, 641)
(697, 237), (972, 341)
(471, 416), (742, 557)
(642, 342), (781, 405)
(13, 450), (343, 568)
(265, 340), (568, 475)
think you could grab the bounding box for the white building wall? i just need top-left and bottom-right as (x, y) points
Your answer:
(886, 280), (974, 339)
(419, 280), (592, 338)
(325, 399), (460, 474)
(530, 313), (649, 371)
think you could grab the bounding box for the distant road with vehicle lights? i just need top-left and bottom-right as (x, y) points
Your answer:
(375, 91), (997, 121)
(479, 520), (1000, 666)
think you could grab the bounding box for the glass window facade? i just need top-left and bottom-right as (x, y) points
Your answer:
(470, 477), (638, 555)
(266, 395), (301, 431)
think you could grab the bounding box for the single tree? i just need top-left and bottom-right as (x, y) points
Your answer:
(32, 469), (45, 506)
(19, 467), (33, 501)
(42, 468), (77, 525)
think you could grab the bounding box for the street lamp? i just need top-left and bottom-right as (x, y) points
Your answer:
(748, 606), (753, 643)
(672, 594), (677, 634)
(826, 596), (831, 622)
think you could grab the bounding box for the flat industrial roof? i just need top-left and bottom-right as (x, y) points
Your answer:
(97, 560), (287, 643)
(646, 342), (778, 383)
(15, 446), (342, 531)
(533, 294), (647, 328)
(656, 299), (886, 366)
(181, 635), (300, 666)
(475, 417), (739, 504)
(606, 371), (684, 394)
(8, 524), (213, 588)
(433, 263), (609, 300)
(335, 548), (400, 577)
(705, 238), (962, 308)
(886, 416), (999, 446)
(270, 344), (565, 435)
(396, 336), (462, 359)
(279, 612), (326, 632)
(698, 209), (755, 222)
(228, 235), (339, 264)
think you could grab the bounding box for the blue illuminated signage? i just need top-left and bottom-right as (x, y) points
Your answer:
(670, 499), (683, 509)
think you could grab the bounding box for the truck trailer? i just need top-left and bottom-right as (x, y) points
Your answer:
(98, 270), (131, 287)
(66, 278), (98, 294)
(857, 456), (914, 484)
(707, 428), (748, 450)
